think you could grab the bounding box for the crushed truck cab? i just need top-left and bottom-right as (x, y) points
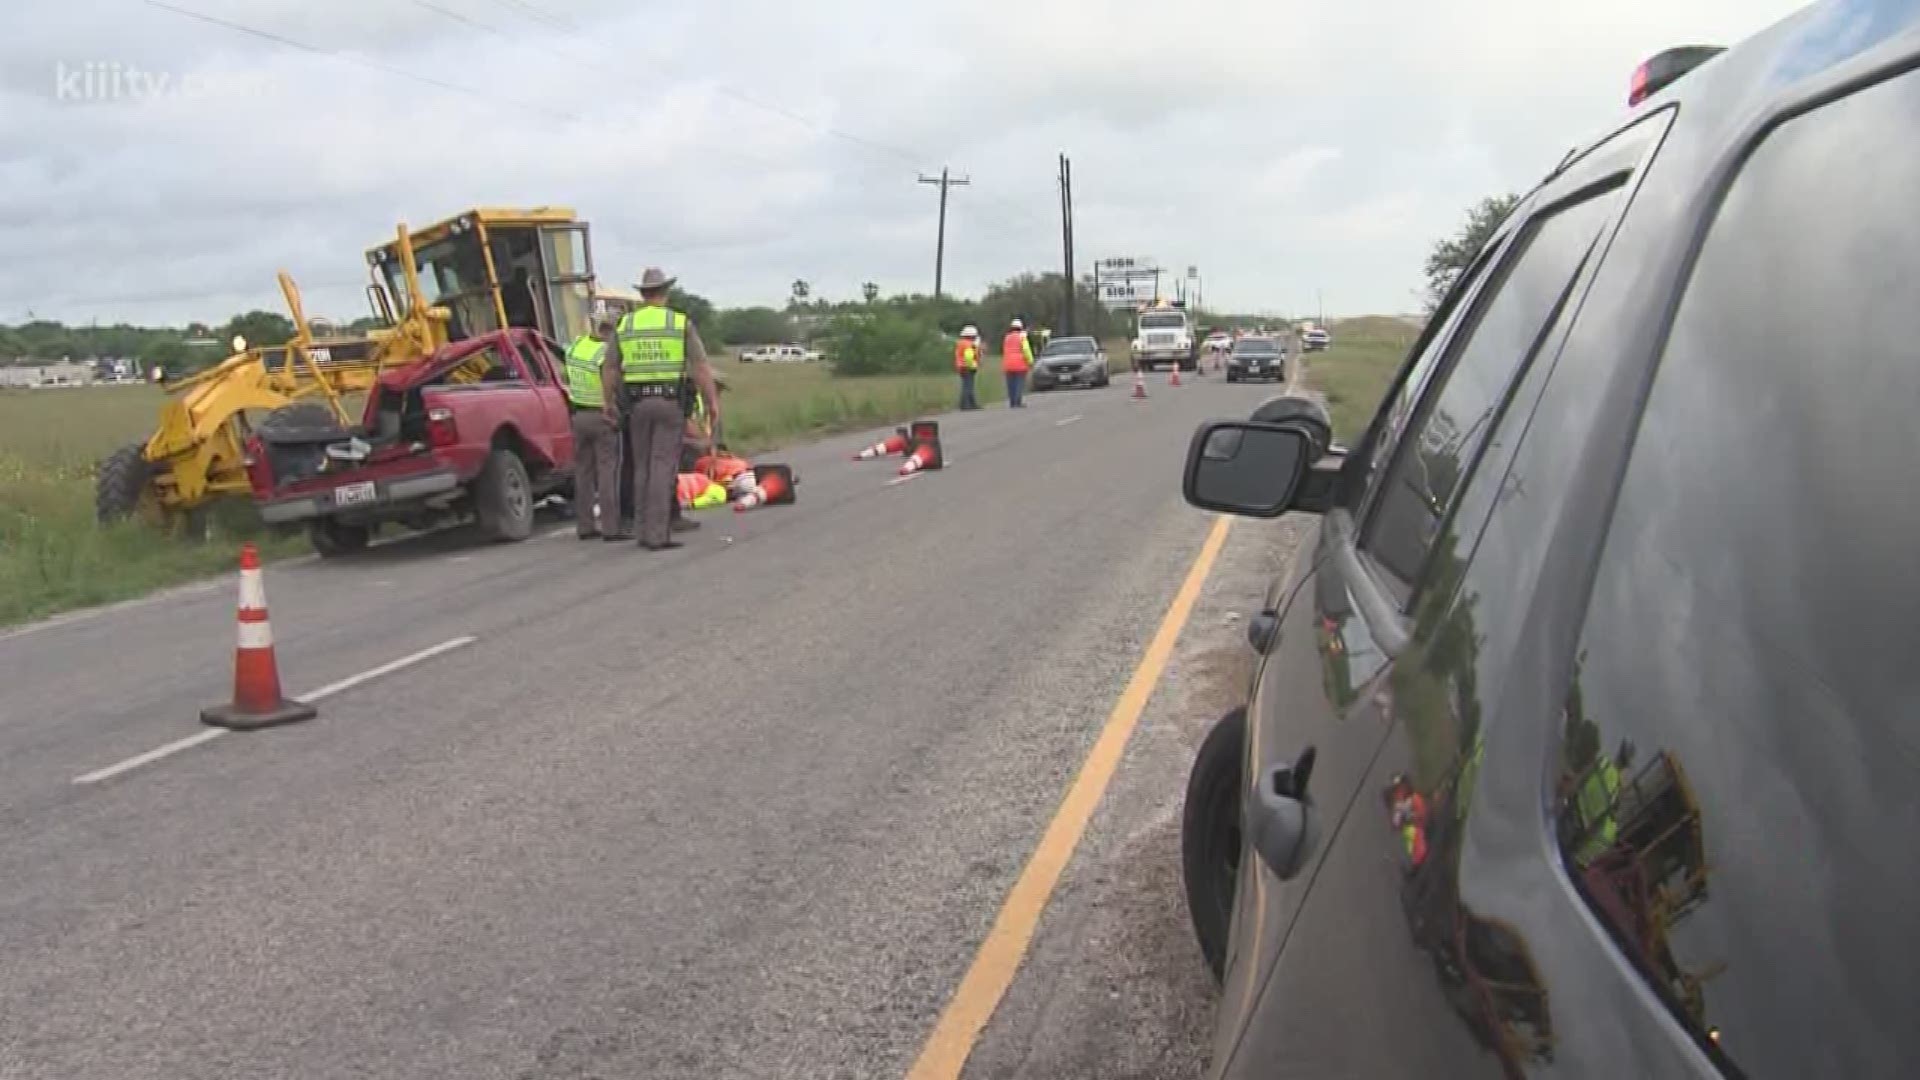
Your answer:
(245, 328), (577, 556)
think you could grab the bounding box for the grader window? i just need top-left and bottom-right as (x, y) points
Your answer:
(412, 234), (496, 341)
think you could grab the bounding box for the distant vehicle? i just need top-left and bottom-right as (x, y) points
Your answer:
(1300, 327), (1331, 352)
(739, 343), (818, 363)
(1224, 336), (1287, 383)
(1031, 335), (1110, 390)
(1172, 21), (1920, 1080)
(1132, 303), (1199, 371)
(245, 328), (575, 556)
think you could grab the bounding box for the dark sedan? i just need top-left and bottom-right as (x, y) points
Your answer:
(1224, 337), (1286, 383)
(1031, 335), (1110, 390)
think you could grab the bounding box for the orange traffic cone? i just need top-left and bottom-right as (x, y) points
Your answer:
(201, 543), (316, 731)
(899, 421), (944, 475)
(1169, 365), (1182, 387)
(853, 428), (911, 461)
(735, 463), (796, 511)
(1132, 370), (1148, 400)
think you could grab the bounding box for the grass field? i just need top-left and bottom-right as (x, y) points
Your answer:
(0, 354), (1039, 627)
(1307, 316), (1420, 441)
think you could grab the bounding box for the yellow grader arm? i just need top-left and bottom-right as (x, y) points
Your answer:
(95, 224), (452, 528)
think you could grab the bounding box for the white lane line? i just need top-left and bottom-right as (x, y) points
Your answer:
(71, 730), (226, 785)
(294, 635), (477, 703)
(886, 473), (923, 487)
(1054, 414), (1083, 427)
(71, 635), (478, 785)
(533, 526), (571, 542)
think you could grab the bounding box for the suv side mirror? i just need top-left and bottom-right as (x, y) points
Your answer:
(1184, 420), (1312, 517)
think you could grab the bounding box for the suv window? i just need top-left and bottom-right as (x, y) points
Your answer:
(1362, 187), (1622, 602)
(1553, 73), (1919, 1075)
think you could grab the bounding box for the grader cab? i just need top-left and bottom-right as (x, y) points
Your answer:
(95, 207), (599, 529)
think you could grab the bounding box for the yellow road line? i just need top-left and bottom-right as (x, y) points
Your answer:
(905, 513), (1235, 1080)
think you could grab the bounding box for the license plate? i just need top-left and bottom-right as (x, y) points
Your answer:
(334, 481), (377, 507)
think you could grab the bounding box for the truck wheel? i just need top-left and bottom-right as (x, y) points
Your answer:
(1182, 705), (1247, 985)
(474, 449), (534, 542)
(95, 443), (154, 524)
(309, 519), (370, 558)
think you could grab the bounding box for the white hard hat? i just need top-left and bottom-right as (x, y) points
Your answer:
(1010, 318), (1024, 330)
(960, 325), (979, 338)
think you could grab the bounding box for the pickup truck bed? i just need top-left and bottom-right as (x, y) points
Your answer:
(246, 329), (577, 555)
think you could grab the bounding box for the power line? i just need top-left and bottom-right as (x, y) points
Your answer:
(463, 0), (1054, 236)
(404, 0), (1048, 244)
(473, 0), (933, 168)
(135, 0), (1057, 284)
(139, 0), (571, 121)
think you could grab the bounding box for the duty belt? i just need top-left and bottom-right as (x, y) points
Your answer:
(625, 382), (680, 399)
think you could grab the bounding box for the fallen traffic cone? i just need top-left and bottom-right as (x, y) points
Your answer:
(200, 542), (316, 731)
(1132, 371), (1148, 400)
(735, 463), (796, 511)
(854, 428), (911, 461)
(899, 420), (944, 475)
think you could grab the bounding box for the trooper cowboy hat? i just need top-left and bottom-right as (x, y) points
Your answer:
(633, 267), (678, 292)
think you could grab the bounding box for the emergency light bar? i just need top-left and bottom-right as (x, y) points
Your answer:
(1630, 45), (1724, 106)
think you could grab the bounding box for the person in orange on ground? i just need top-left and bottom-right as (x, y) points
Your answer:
(954, 325), (982, 411)
(1387, 774), (1430, 870)
(1001, 318), (1034, 409)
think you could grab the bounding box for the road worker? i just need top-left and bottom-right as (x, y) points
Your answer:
(563, 301), (623, 539)
(600, 267), (720, 551)
(955, 325), (982, 410)
(1001, 318), (1034, 409)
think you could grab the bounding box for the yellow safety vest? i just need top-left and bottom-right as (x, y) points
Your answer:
(617, 306), (688, 385)
(563, 335), (605, 408)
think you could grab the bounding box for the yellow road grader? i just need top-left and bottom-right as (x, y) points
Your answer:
(95, 207), (601, 529)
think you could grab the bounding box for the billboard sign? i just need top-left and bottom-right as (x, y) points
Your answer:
(1094, 257), (1160, 309)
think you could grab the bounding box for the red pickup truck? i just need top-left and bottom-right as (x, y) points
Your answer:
(247, 329), (577, 556)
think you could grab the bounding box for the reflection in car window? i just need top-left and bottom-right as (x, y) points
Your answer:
(1363, 188), (1620, 602)
(1352, 237), (1503, 517)
(1555, 72), (1920, 1076)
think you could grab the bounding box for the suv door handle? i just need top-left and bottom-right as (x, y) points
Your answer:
(1248, 746), (1318, 881)
(1247, 608), (1280, 654)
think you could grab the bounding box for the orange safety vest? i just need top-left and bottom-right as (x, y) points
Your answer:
(1002, 330), (1030, 374)
(955, 339), (979, 372)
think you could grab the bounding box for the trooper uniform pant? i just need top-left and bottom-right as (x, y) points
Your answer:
(625, 395), (684, 546)
(570, 409), (621, 536)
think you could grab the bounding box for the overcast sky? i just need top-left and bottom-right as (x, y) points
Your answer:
(1, 0), (1810, 327)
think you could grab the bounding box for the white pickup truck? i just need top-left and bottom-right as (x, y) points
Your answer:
(739, 343), (820, 363)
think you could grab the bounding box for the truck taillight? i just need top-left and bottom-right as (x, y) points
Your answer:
(426, 406), (458, 447)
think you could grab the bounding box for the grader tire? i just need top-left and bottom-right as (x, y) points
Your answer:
(95, 443), (154, 525)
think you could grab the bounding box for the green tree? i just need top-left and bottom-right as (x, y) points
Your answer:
(715, 306), (790, 346)
(1424, 193), (1519, 311)
(823, 311), (947, 376)
(218, 310), (297, 350)
(861, 281), (880, 304)
(668, 287), (717, 332)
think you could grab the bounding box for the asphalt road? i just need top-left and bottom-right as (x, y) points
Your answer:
(0, 365), (1304, 1080)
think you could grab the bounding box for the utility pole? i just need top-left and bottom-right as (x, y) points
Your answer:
(918, 167), (970, 299)
(1058, 153), (1075, 336)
